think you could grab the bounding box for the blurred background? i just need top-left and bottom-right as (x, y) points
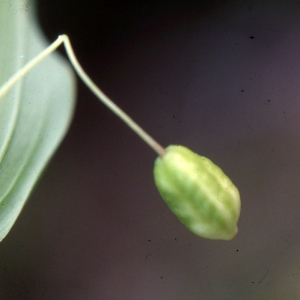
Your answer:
(1, 0), (300, 298)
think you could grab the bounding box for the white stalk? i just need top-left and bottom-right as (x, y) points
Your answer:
(0, 35), (166, 156)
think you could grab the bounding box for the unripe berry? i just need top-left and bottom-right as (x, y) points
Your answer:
(154, 145), (241, 240)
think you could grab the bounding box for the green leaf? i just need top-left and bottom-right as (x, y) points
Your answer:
(0, 0), (76, 241)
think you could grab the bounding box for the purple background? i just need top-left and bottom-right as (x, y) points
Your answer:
(1, 0), (300, 299)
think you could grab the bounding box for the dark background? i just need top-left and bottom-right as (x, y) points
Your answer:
(1, 0), (300, 299)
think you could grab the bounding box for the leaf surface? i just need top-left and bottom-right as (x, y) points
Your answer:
(0, 0), (76, 241)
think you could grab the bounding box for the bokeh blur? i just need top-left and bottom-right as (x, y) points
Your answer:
(1, 0), (300, 298)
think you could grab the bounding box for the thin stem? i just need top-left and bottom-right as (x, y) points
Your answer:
(61, 35), (166, 156)
(0, 35), (64, 99)
(0, 34), (166, 156)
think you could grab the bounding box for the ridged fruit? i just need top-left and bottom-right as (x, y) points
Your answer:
(154, 145), (241, 240)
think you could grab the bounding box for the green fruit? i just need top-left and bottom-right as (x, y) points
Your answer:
(153, 145), (241, 240)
